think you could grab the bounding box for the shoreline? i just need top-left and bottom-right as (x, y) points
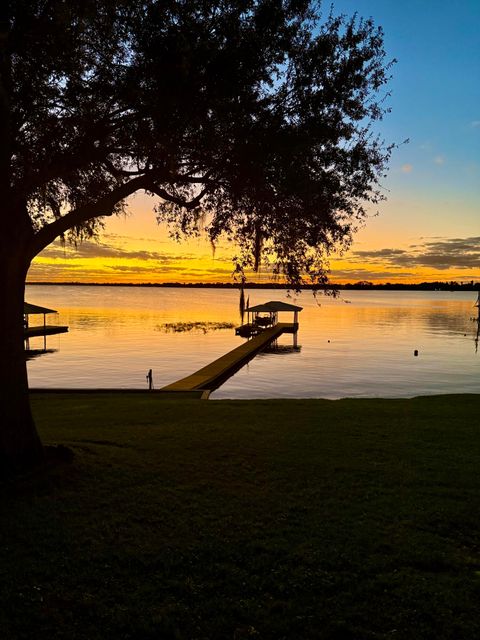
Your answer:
(26, 281), (480, 291)
(28, 389), (480, 400)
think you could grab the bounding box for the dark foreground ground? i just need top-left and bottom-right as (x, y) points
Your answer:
(2, 393), (480, 639)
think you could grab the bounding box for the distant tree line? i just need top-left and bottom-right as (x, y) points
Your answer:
(26, 280), (480, 291)
(340, 281), (480, 291)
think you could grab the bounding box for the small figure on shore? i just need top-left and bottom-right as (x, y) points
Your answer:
(146, 368), (153, 390)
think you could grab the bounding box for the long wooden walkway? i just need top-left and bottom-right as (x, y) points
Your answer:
(161, 322), (295, 396)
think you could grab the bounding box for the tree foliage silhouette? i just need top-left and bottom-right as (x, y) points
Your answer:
(0, 0), (394, 472)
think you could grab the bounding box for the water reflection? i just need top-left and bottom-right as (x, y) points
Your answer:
(340, 303), (475, 338)
(261, 344), (302, 355)
(473, 317), (480, 354)
(25, 286), (480, 397)
(25, 348), (57, 361)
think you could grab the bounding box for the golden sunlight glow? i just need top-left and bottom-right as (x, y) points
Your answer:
(28, 192), (480, 285)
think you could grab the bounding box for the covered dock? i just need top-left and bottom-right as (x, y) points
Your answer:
(24, 302), (68, 350)
(236, 300), (302, 338)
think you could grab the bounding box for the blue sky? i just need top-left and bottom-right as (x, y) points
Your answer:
(320, 0), (480, 282)
(332, 0), (479, 202)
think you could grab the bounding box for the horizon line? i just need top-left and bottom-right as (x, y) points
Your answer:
(26, 280), (480, 289)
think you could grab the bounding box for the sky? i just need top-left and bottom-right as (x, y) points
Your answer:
(29, 0), (480, 285)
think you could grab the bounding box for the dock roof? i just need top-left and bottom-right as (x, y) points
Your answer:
(246, 300), (303, 313)
(24, 302), (57, 315)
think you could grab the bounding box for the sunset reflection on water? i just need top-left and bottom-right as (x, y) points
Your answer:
(25, 286), (479, 398)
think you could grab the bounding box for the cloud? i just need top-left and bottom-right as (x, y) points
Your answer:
(352, 237), (480, 271)
(30, 234), (239, 283)
(181, 267), (234, 276)
(27, 261), (219, 280)
(39, 239), (198, 263)
(104, 264), (183, 274)
(433, 155), (445, 165)
(103, 233), (170, 246)
(27, 262), (116, 280)
(330, 268), (416, 280)
(401, 164), (413, 173)
(354, 248), (407, 259)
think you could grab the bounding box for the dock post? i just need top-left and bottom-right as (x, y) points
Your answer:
(293, 310), (299, 348)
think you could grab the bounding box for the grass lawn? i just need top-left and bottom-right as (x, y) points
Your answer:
(2, 393), (480, 639)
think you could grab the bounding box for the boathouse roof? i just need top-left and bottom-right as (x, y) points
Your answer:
(24, 302), (57, 315)
(246, 300), (303, 313)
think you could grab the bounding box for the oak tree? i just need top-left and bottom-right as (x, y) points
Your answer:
(0, 0), (393, 473)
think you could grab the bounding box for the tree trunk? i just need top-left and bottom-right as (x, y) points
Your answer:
(0, 249), (44, 476)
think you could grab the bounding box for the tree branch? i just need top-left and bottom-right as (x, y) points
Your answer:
(28, 174), (150, 258)
(102, 158), (151, 176)
(28, 173), (211, 258)
(145, 181), (210, 209)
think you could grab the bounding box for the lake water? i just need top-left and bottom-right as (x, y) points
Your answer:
(25, 285), (479, 399)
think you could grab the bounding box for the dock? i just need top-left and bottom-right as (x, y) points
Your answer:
(161, 322), (296, 397)
(25, 325), (69, 338)
(24, 301), (69, 353)
(24, 302), (68, 339)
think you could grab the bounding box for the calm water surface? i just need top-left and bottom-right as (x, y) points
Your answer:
(25, 286), (480, 398)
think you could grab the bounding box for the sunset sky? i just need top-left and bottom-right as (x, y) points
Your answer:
(28, 0), (480, 285)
